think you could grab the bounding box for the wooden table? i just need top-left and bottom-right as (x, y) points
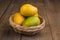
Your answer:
(0, 0), (60, 40)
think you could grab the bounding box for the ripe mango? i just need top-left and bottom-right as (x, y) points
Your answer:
(20, 4), (38, 17)
(13, 13), (25, 25)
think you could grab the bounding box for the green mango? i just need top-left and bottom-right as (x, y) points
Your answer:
(22, 16), (40, 27)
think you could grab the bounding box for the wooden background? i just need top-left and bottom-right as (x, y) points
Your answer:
(0, 0), (60, 40)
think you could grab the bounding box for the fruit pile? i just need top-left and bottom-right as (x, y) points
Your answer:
(13, 4), (41, 27)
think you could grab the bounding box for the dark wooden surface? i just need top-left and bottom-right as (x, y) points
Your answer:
(0, 0), (60, 40)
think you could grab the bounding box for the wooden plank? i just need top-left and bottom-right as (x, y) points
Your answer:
(0, 0), (29, 40)
(0, 0), (12, 19)
(54, 3), (60, 40)
(0, 0), (3, 2)
(0, 0), (12, 40)
(21, 2), (52, 40)
(1, 30), (19, 40)
(0, 31), (5, 40)
(45, 2), (60, 40)
(45, 9), (57, 40)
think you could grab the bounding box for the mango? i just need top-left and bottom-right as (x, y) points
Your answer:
(22, 16), (40, 27)
(13, 13), (25, 25)
(20, 4), (38, 17)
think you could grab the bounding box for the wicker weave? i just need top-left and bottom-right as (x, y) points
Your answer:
(9, 15), (45, 35)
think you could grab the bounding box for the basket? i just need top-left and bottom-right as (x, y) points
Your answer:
(9, 15), (45, 35)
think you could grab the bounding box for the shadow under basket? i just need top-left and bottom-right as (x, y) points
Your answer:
(9, 15), (45, 36)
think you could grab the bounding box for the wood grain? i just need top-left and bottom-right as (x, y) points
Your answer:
(45, 2), (60, 40)
(0, 0), (12, 19)
(54, 2), (60, 40)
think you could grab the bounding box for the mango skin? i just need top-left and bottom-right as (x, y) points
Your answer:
(22, 16), (40, 27)
(20, 4), (38, 17)
(13, 13), (25, 25)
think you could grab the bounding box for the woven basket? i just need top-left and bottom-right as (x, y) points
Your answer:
(9, 15), (45, 35)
